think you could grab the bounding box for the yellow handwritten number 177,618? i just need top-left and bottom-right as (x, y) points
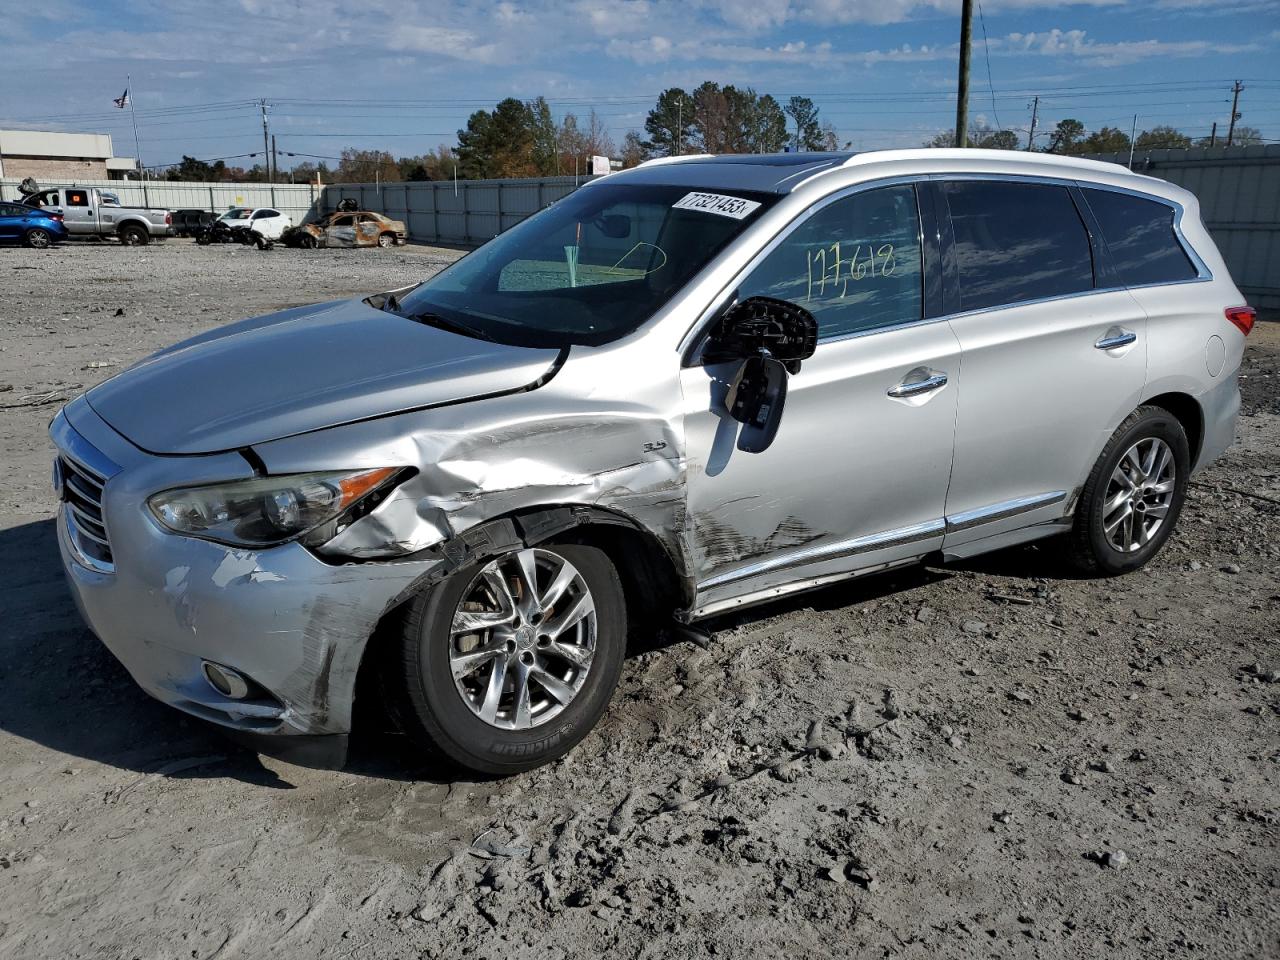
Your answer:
(806, 242), (895, 301)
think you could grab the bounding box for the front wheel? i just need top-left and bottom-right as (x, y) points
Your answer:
(388, 543), (626, 775)
(377, 232), (395, 248)
(1065, 406), (1190, 575)
(24, 228), (52, 249)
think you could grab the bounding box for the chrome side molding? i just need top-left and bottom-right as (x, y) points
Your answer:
(944, 490), (1067, 533)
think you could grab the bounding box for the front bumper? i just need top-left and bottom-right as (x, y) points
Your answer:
(51, 399), (442, 766)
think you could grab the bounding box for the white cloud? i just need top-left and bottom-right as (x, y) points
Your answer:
(608, 21), (1254, 69)
(690, 0), (1143, 32)
(1002, 27), (1254, 65)
(386, 25), (500, 63)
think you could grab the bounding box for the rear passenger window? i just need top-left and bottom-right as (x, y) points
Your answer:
(944, 181), (1094, 311)
(737, 184), (923, 339)
(1082, 188), (1197, 286)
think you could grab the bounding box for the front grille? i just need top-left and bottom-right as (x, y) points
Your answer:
(59, 453), (114, 570)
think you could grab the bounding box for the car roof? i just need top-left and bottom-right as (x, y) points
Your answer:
(615, 152), (851, 193)
(611, 148), (1172, 198)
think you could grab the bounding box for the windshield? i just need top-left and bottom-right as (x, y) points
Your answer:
(220, 208), (251, 220)
(397, 182), (777, 347)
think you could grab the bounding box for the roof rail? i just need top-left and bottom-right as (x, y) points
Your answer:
(637, 154), (714, 168)
(836, 147), (1142, 174)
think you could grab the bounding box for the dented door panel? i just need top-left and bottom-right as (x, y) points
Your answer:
(681, 320), (961, 615)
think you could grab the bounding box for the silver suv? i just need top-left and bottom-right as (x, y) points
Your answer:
(50, 150), (1254, 774)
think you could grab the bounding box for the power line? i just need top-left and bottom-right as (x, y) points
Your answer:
(976, 0), (1002, 131)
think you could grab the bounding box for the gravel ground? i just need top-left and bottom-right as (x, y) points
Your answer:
(0, 240), (1277, 960)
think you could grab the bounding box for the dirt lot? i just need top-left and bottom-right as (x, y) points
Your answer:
(0, 240), (1276, 960)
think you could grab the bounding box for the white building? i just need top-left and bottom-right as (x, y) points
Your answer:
(0, 129), (138, 181)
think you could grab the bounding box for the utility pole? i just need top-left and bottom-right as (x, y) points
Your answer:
(1128, 114), (1138, 169)
(676, 97), (683, 156)
(1226, 80), (1243, 146)
(1026, 96), (1039, 151)
(954, 0), (973, 147)
(259, 98), (271, 182)
(271, 135), (278, 185)
(1209, 122), (1217, 147)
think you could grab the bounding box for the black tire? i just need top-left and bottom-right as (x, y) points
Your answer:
(118, 224), (148, 246)
(23, 228), (51, 249)
(377, 231), (395, 248)
(388, 542), (626, 775)
(1065, 405), (1190, 575)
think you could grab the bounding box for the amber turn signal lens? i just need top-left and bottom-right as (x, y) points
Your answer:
(337, 467), (400, 509)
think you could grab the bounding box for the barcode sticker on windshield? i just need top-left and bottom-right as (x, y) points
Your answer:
(672, 192), (762, 220)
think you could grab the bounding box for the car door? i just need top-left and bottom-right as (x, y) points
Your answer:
(61, 188), (96, 235)
(0, 203), (23, 242)
(325, 214), (356, 246)
(933, 178), (1147, 551)
(356, 214), (382, 246)
(681, 182), (961, 615)
(252, 208), (284, 239)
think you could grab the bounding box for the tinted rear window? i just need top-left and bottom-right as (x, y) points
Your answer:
(1082, 188), (1198, 287)
(944, 181), (1094, 311)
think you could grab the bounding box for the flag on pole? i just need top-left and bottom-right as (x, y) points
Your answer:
(113, 89), (129, 108)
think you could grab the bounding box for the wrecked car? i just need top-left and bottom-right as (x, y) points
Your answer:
(282, 210), (407, 248)
(51, 150), (1249, 775)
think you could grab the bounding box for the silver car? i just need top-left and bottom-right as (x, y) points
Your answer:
(50, 150), (1254, 774)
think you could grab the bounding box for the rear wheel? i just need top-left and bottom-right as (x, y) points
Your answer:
(1065, 406), (1190, 575)
(388, 543), (626, 775)
(23, 228), (51, 249)
(118, 224), (148, 246)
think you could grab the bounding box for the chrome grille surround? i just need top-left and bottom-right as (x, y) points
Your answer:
(55, 447), (116, 573)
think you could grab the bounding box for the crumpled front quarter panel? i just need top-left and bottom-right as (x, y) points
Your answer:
(252, 338), (693, 582)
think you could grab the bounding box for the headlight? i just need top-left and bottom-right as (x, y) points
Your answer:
(147, 467), (403, 548)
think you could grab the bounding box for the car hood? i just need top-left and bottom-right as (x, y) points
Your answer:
(86, 298), (562, 455)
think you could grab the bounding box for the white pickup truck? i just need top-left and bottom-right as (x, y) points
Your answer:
(24, 186), (173, 245)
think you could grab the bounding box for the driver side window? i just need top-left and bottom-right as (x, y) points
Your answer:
(738, 184), (923, 339)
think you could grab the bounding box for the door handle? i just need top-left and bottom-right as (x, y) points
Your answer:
(1095, 330), (1137, 350)
(888, 373), (948, 398)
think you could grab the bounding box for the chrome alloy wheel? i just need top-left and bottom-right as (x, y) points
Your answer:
(449, 548), (597, 730)
(1103, 437), (1176, 553)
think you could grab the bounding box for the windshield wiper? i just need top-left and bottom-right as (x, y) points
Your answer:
(404, 309), (497, 343)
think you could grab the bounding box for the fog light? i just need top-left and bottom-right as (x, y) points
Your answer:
(203, 661), (251, 700)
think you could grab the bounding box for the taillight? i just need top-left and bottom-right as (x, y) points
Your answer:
(1225, 305), (1256, 337)
(49, 213), (64, 221)
(164, 213), (172, 225)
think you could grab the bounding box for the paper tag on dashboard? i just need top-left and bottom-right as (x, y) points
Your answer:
(672, 192), (762, 220)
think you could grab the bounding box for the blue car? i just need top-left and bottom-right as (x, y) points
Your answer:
(0, 200), (69, 248)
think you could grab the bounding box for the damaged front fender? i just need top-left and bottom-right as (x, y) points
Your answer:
(253, 342), (696, 602)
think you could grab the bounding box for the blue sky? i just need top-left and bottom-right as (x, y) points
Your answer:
(2, 0), (1277, 171)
